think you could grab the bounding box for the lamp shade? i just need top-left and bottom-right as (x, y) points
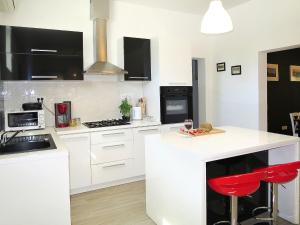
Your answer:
(201, 0), (233, 34)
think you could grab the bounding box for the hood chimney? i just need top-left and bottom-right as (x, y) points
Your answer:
(85, 0), (127, 76)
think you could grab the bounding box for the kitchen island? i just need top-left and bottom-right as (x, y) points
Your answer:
(145, 126), (300, 225)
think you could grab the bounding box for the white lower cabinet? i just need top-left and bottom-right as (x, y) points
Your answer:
(91, 159), (134, 184)
(133, 126), (161, 176)
(59, 133), (91, 190)
(91, 129), (133, 144)
(59, 124), (161, 192)
(91, 141), (133, 164)
(91, 128), (135, 185)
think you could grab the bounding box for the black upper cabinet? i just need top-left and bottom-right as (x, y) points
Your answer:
(0, 26), (83, 55)
(124, 37), (151, 81)
(0, 54), (83, 80)
(0, 25), (83, 80)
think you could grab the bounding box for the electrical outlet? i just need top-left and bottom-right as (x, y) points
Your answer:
(282, 125), (288, 131)
(120, 93), (133, 101)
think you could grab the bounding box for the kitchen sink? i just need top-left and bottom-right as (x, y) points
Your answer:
(0, 134), (57, 155)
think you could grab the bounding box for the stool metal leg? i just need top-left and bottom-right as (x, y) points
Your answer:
(213, 196), (238, 225)
(252, 182), (279, 222)
(272, 183), (279, 223)
(212, 221), (230, 225)
(230, 196), (238, 225)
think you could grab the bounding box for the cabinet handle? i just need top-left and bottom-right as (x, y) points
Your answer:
(32, 75), (58, 79)
(168, 82), (187, 85)
(102, 162), (126, 169)
(138, 128), (159, 133)
(102, 144), (125, 149)
(128, 77), (149, 79)
(102, 132), (125, 137)
(31, 49), (58, 53)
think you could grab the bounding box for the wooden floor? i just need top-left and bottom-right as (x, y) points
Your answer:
(71, 181), (294, 225)
(71, 181), (155, 225)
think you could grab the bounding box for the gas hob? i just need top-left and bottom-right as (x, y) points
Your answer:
(82, 119), (130, 128)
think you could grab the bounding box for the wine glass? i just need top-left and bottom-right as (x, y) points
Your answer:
(184, 119), (193, 134)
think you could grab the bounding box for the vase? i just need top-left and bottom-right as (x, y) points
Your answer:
(122, 115), (130, 122)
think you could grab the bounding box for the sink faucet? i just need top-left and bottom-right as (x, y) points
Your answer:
(1, 130), (24, 145)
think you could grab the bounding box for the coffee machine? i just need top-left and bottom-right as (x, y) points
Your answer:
(55, 101), (71, 128)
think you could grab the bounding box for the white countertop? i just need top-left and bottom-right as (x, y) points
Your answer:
(55, 120), (161, 135)
(146, 126), (300, 162)
(0, 128), (68, 165)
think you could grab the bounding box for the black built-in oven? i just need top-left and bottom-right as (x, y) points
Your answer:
(160, 86), (193, 124)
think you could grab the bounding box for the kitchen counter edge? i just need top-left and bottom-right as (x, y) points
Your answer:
(55, 120), (161, 136)
(0, 128), (68, 165)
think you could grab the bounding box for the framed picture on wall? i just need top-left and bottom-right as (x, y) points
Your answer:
(217, 62), (226, 72)
(231, 65), (242, 75)
(290, 65), (300, 81)
(267, 64), (279, 81)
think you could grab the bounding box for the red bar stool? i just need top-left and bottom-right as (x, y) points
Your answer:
(252, 160), (300, 222)
(208, 171), (266, 225)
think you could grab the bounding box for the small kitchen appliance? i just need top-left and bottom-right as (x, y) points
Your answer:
(22, 102), (42, 111)
(4, 110), (45, 131)
(22, 98), (44, 111)
(132, 107), (142, 120)
(54, 101), (71, 128)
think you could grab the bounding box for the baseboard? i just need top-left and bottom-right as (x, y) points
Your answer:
(70, 175), (145, 195)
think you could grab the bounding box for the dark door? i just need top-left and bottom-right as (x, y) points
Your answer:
(124, 37), (151, 81)
(0, 53), (29, 80)
(192, 59), (199, 128)
(160, 86), (193, 124)
(0, 53), (83, 80)
(0, 25), (83, 80)
(0, 26), (83, 55)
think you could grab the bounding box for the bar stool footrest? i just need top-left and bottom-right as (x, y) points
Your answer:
(213, 221), (230, 225)
(252, 206), (274, 221)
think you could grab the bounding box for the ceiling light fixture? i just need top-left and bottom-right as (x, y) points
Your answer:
(201, 0), (233, 34)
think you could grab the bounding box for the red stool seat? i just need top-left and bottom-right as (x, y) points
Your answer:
(286, 160), (300, 170)
(251, 160), (300, 222)
(254, 160), (300, 184)
(208, 171), (266, 225)
(208, 171), (266, 197)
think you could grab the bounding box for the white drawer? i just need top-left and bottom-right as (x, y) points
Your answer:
(91, 159), (133, 184)
(91, 140), (133, 164)
(91, 129), (133, 144)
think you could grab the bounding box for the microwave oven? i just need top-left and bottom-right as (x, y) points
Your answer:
(4, 110), (46, 131)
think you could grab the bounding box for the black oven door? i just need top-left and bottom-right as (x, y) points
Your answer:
(161, 95), (193, 124)
(8, 112), (38, 128)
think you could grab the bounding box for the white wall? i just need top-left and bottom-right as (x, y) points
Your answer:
(209, 0), (300, 129)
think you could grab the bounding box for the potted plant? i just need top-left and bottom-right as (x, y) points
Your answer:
(119, 98), (132, 122)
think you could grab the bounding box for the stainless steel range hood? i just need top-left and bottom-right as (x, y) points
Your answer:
(86, 0), (127, 76)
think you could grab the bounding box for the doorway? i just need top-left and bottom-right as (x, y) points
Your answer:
(259, 46), (300, 135)
(192, 58), (206, 128)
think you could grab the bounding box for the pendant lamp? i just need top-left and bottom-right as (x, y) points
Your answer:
(201, 0), (233, 34)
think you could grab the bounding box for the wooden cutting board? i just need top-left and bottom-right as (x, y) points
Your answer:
(179, 128), (225, 137)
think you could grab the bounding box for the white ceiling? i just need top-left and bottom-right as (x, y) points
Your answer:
(114, 0), (252, 14)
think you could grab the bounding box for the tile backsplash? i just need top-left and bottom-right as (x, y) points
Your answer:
(3, 81), (144, 127)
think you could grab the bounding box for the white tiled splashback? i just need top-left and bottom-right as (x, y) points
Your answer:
(3, 81), (144, 127)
